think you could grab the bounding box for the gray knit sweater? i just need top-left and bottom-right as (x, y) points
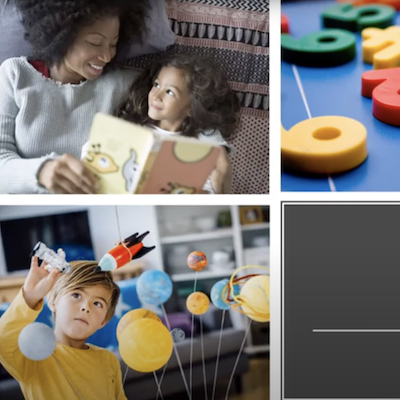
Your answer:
(0, 57), (139, 194)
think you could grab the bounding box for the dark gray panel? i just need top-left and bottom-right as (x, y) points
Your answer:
(283, 204), (400, 399)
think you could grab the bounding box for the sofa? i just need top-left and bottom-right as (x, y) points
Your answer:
(0, 277), (249, 400)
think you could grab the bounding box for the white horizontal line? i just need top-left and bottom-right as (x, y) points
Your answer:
(313, 329), (400, 333)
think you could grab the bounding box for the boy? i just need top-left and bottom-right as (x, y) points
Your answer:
(0, 257), (127, 400)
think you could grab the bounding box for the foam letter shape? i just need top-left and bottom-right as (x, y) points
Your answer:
(362, 26), (400, 69)
(322, 4), (395, 31)
(336, 0), (400, 10)
(281, 30), (356, 67)
(361, 67), (400, 126)
(281, 117), (367, 175)
(336, 0), (400, 12)
(281, 14), (289, 33)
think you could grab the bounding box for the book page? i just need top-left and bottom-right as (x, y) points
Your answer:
(139, 139), (221, 194)
(83, 114), (154, 194)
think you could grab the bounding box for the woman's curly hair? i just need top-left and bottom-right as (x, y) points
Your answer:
(14, 0), (150, 68)
(114, 54), (240, 140)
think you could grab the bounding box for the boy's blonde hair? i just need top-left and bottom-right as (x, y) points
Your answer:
(47, 260), (120, 322)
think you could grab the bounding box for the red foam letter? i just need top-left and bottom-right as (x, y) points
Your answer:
(281, 14), (289, 33)
(361, 67), (400, 126)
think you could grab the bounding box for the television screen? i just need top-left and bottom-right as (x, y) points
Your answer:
(1, 211), (94, 274)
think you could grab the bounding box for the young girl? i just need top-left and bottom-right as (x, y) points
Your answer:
(114, 54), (240, 194)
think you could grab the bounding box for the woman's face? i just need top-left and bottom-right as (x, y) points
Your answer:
(60, 16), (120, 82)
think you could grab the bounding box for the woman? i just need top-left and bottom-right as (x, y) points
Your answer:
(0, 0), (149, 194)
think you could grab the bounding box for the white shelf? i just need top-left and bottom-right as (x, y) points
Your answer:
(240, 222), (270, 232)
(171, 269), (235, 282)
(244, 344), (270, 354)
(156, 205), (269, 351)
(160, 228), (234, 244)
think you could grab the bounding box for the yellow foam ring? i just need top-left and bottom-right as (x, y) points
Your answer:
(173, 141), (213, 163)
(228, 265), (270, 321)
(362, 26), (400, 69)
(281, 116), (367, 175)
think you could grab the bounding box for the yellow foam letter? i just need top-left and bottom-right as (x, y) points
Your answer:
(362, 26), (400, 69)
(281, 116), (367, 174)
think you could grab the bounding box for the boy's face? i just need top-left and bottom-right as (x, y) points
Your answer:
(50, 285), (111, 345)
(148, 67), (191, 131)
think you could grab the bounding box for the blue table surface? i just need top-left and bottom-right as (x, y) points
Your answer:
(281, 0), (400, 191)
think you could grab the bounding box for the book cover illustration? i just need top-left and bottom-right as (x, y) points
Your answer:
(83, 114), (220, 194)
(138, 140), (221, 194)
(84, 114), (154, 194)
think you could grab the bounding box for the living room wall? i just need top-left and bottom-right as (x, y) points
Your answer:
(0, 205), (164, 276)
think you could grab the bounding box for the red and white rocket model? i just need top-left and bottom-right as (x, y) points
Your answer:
(97, 232), (155, 271)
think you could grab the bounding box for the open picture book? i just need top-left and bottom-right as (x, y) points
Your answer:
(82, 113), (221, 194)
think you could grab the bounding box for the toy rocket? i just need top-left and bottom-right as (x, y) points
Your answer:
(32, 241), (71, 273)
(97, 232), (155, 271)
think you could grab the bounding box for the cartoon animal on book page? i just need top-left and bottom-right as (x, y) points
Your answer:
(122, 149), (140, 192)
(160, 182), (196, 194)
(84, 144), (119, 174)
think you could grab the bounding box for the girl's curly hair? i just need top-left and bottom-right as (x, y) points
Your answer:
(14, 0), (150, 68)
(114, 54), (240, 140)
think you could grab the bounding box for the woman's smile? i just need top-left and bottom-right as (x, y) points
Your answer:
(88, 63), (105, 76)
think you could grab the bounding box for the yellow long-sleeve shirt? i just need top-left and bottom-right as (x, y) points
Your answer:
(0, 290), (127, 400)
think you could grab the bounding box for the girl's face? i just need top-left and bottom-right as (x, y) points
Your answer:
(50, 285), (111, 348)
(148, 67), (191, 132)
(55, 16), (120, 83)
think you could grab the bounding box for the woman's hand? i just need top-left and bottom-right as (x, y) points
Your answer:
(38, 154), (98, 194)
(23, 257), (61, 309)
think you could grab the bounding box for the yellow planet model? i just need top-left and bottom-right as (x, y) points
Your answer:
(116, 308), (161, 342)
(239, 275), (270, 322)
(119, 318), (173, 373)
(186, 291), (210, 315)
